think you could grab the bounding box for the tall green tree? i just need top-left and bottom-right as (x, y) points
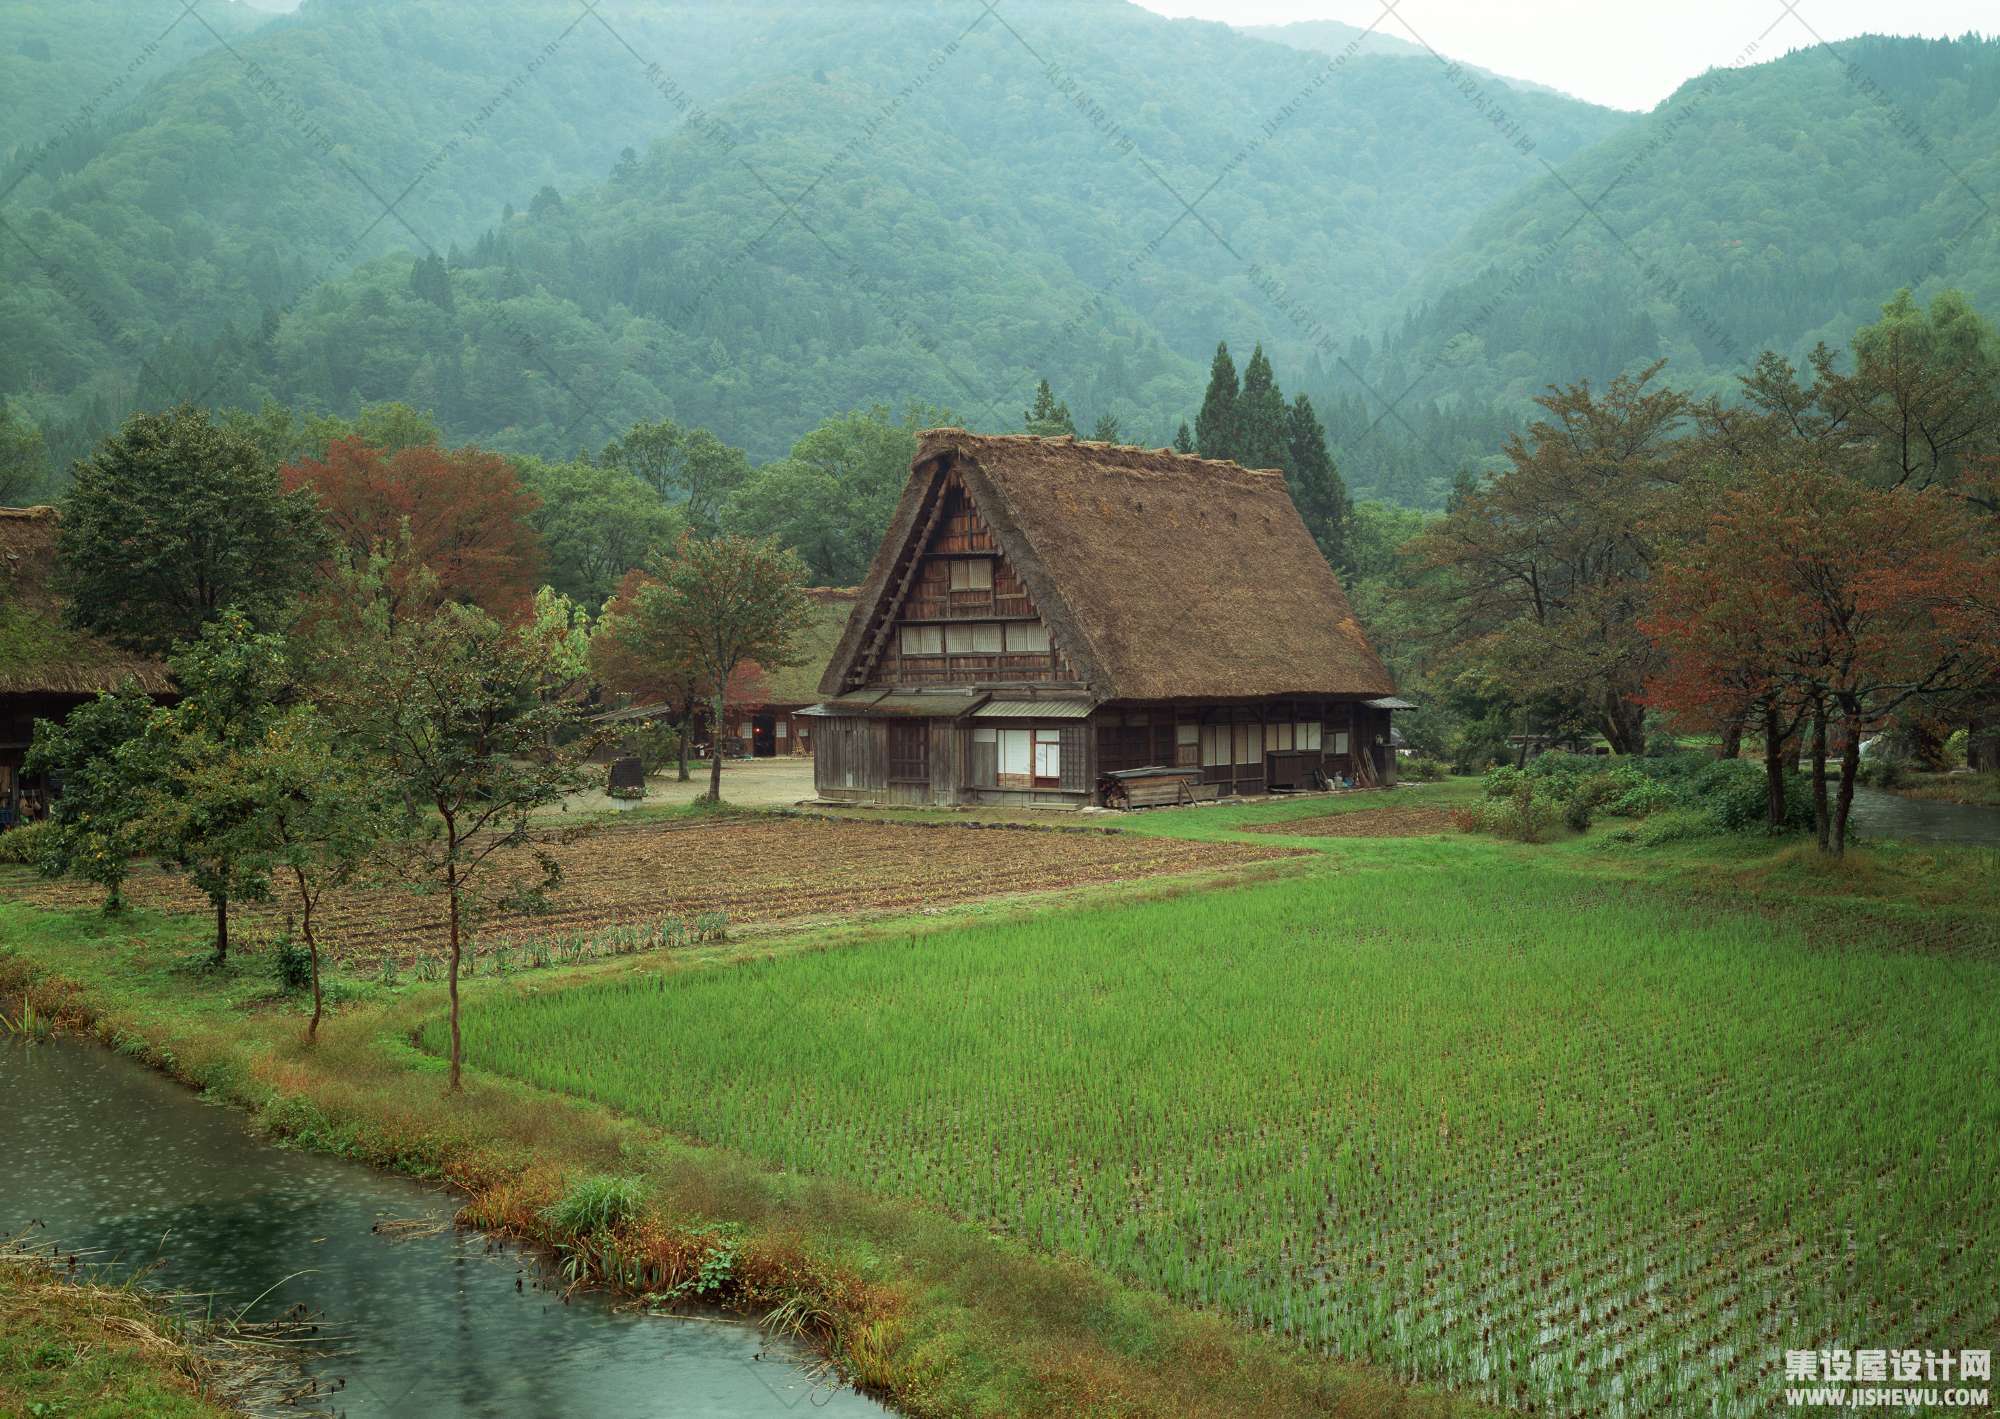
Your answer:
(1234, 344), (1290, 472)
(1407, 362), (1692, 756)
(140, 612), (294, 964)
(251, 704), (401, 1042)
(1194, 342), (1239, 461)
(335, 599), (595, 1091)
(56, 405), (328, 653)
(1023, 380), (1076, 437)
(1285, 393), (1352, 572)
(514, 454), (684, 611)
(23, 686), (160, 912)
(628, 535), (812, 803)
(724, 403), (951, 585)
(601, 419), (750, 533)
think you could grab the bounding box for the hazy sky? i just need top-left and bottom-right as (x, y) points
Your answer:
(1130, 0), (1992, 110)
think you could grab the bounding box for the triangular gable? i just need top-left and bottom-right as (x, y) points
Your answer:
(818, 454), (1104, 696)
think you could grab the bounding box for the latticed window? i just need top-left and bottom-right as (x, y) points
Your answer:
(888, 722), (929, 783)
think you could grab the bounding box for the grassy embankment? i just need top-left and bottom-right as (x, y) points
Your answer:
(1890, 770), (2000, 806)
(3, 779), (1994, 1417)
(0, 1241), (242, 1419)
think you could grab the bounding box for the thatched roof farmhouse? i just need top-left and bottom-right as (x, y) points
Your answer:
(808, 431), (1403, 807)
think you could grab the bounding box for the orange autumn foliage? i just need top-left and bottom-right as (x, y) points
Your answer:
(284, 437), (544, 621)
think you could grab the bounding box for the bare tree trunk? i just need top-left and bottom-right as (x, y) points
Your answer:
(1717, 715), (1743, 762)
(1831, 696), (1862, 857)
(676, 718), (691, 782)
(1762, 701), (1789, 830)
(708, 691), (727, 801)
(446, 842), (463, 1093)
(299, 871), (322, 1044)
(1603, 692), (1644, 756)
(1970, 700), (2000, 773)
(212, 896), (229, 966)
(1810, 701), (1831, 853)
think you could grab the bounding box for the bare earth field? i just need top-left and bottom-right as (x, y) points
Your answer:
(15, 815), (1296, 962)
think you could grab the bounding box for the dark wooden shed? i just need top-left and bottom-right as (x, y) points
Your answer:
(0, 507), (172, 824)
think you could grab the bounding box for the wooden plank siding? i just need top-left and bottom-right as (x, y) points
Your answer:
(1092, 700), (1395, 799)
(869, 472), (1082, 691)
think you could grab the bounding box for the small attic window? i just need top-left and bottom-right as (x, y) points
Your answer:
(949, 559), (993, 591)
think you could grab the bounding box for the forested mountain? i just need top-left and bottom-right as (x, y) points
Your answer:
(1325, 33), (2000, 503)
(6, 7), (1997, 512)
(1, 0), (1625, 467)
(1240, 19), (1584, 103)
(0, 1), (270, 143)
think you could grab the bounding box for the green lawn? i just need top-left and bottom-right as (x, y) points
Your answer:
(440, 821), (2000, 1417)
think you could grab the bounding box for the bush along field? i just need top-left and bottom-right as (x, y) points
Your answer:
(437, 834), (2000, 1418)
(1456, 752), (1814, 843)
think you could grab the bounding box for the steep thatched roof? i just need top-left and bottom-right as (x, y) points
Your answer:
(822, 432), (1394, 702)
(753, 587), (858, 706)
(0, 507), (172, 696)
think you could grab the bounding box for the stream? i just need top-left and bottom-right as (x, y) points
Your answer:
(0, 1037), (889, 1418)
(1848, 784), (2000, 847)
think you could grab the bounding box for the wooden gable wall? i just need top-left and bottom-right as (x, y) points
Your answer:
(869, 472), (1081, 689)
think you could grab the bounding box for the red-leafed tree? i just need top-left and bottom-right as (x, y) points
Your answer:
(590, 568), (767, 783)
(284, 437), (544, 622)
(1646, 468), (2000, 854)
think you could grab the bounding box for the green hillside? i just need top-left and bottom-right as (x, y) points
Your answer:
(1319, 33), (2000, 503)
(0, 0), (1627, 464)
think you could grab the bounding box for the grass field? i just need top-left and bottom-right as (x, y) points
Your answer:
(437, 821), (2000, 1417)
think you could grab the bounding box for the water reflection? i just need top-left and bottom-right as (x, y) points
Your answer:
(0, 1039), (887, 1418)
(1848, 785), (2000, 847)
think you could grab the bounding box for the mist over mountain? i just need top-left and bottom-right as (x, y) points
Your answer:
(2, 2), (1995, 506)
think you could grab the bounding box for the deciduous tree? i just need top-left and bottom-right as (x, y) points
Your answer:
(57, 405), (328, 653)
(601, 419), (750, 533)
(334, 600), (595, 1090)
(1648, 469), (1999, 853)
(625, 535), (811, 803)
(1406, 362), (1691, 755)
(283, 437), (544, 623)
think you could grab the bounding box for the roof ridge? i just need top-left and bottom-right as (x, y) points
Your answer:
(915, 427), (1285, 478)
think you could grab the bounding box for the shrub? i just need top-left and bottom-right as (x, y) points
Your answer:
(1858, 754), (1906, 790)
(272, 935), (313, 993)
(1619, 808), (1718, 845)
(0, 821), (53, 866)
(1604, 777), (1680, 818)
(1684, 757), (1814, 832)
(542, 1174), (647, 1234)
(1483, 765), (1523, 799)
(1398, 756), (1448, 782)
(1480, 780), (1561, 842)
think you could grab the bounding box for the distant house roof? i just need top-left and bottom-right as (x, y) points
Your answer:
(0, 507), (171, 697)
(750, 586), (859, 707)
(821, 431), (1396, 703)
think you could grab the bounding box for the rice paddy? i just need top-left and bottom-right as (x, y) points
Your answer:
(441, 850), (2000, 1417)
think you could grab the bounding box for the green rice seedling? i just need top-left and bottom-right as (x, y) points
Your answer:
(435, 853), (2000, 1417)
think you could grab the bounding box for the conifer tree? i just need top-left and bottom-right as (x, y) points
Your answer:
(1090, 412), (1122, 444)
(1285, 393), (1353, 571)
(1235, 344), (1291, 472)
(1172, 420), (1195, 455)
(1023, 379), (1076, 437)
(1194, 342), (1239, 461)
